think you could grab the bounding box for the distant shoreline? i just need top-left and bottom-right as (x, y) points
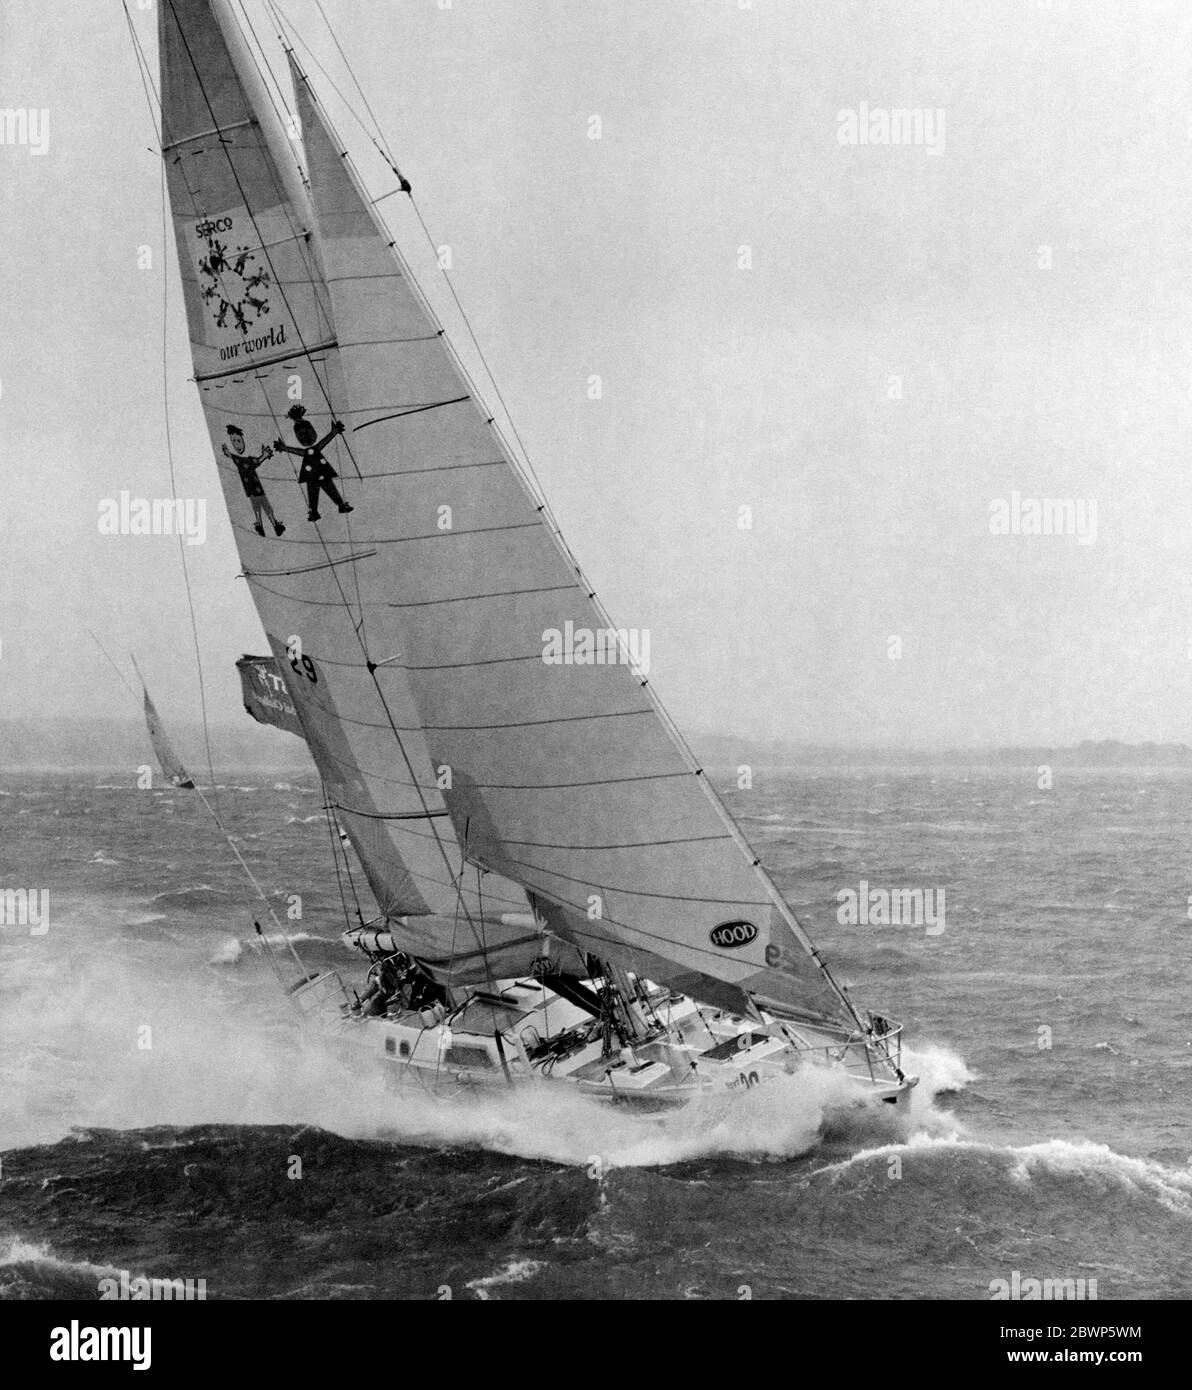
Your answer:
(690, 736), (1192, 770)
(0, 716), (311, 774)
(3, 719), (1190, 773)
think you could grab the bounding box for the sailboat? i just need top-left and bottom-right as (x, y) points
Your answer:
(134, 655), (196, 790)
(152, 0), (917, 1114)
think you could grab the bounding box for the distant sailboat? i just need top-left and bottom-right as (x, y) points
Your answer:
(151, 0), (916, 1114)
(133, 656), (196, 791)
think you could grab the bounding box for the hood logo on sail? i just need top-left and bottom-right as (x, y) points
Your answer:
(709, 920), (758, 950)
(195, 219), (272, 337)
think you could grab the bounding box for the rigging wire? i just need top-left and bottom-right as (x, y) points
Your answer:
(272, 0), (549, 501)
(236, 0), (304, 174)
(240, 1), (373, 666)
(84, 627), (140, 702)
(158, 152), (224, 819)
(117, 3), (316, 979)
(321, 778), (364, 927)
(321, 776), (354, 928)
(335, 813), (366, 924)
(310, 0), (392, 164)
(122, 0), (163, 120)
(190, 779), (309, 978)
(123, 1), (222, 816)
(85, 622), (308, 978)
(474, 834), (490, 980)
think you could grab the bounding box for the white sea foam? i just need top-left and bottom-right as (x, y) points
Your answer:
(467, 1258), (545, 1299)
(808, 1132), (1192, 1218)
(251, 931), (328, 949)
(265, 1063), (869, 1169)
(1004, 1138), (1192, 1217)
(902, 1041), (975, 1096)
(151, 883), (221, 901)
(208, 937), (244, 965)
(0, 1236), (124, 1282)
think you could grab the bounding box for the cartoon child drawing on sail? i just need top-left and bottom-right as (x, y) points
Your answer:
(222, 425), (285, 537)
(274, 404), (353, 522)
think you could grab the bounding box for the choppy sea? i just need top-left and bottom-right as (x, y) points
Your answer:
(1, 766), (1189, 1300)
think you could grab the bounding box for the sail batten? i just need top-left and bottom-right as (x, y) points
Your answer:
(195, 338), (340, 383)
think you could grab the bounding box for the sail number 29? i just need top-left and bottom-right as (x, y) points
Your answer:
(286, 635), (318, 684)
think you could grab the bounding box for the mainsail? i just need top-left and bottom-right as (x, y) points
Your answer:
(158, 0), (856, 1027)
(134, 657), (196, 790)
(158, 0), (546, 986)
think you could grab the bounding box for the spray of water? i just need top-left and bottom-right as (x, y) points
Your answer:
(0, 936), (970, 1167)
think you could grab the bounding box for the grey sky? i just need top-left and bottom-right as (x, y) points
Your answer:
(3, 0), (1192, 747)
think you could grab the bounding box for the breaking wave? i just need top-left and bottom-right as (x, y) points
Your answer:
(0, 1238), (125, 1301)
(809, 1132), (1192, 1222)
(150, 884), (233, 908)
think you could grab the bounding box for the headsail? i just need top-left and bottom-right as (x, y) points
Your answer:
(157, 0), (547, 986)
(286, 53), (854, 1027)
(133, 657), (196, 790)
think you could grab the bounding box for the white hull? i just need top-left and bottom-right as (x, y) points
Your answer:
(290, 969), (918, 1118)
